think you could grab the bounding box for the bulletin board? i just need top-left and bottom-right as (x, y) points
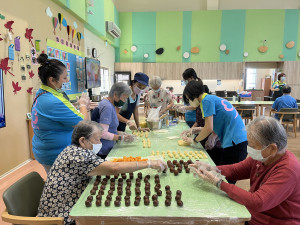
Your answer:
(46, 39), (85, 96)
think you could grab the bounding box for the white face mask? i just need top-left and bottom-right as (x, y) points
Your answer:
(281, 77), (286, 81)
(247, 145), (269, 162)
(189, 98), (200, 107)
(88, 140), (102, 155)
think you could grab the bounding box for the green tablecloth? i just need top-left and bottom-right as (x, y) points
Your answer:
(70, 122), (251, 221)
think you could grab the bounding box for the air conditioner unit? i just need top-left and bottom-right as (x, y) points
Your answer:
(106, 21), (121, 38)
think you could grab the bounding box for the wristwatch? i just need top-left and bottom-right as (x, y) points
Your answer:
(193, 136), (199, 143)
(118, 135), (122, 141)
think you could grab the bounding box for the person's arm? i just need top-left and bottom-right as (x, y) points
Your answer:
(270, 82), (279, 92)
(100, 123), (120, 141)
(133, 106), (140, 128)
(220, 165), (297, 213)
(115, 107), (129, 124)
(191, 122), (198, 128)
(160, 99), (174, 115)
(194, 116), (213, 142)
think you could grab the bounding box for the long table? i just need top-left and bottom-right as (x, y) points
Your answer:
(230, 101), (274, 117)
(69, 122), (251, 225)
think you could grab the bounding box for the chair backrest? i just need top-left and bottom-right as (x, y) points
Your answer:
(279, 108), (299, 120)
(3, 172), (45, 217)
(238, 105), (256, 117)
(215, 90), (226, 97)
(226, 91), (237, 97)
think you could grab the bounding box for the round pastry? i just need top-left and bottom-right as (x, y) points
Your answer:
(126, 179), (131, 184)
(110, 186), (115, 191)
(124, 195), (130, 201)
(118, 190), (123, 195)
(153, 200), (159, 207)
(135, 182), (141, 187)
(154, 174), (159, 179)
(108, 190), (113, 195)
(144, 177), (149, 183)
(176, 190), (182, 196)
(135, 189), (141, 195)
(114, 174), (119, 179)
(145, 190), (151, 196)
(103, 178), (109, 182)
(126, 190), (131, 196)
(179, 160), (184, 165)
(101, 180), (107, 185)
(85, 200), (92, 207)
(118, 178), (123, 183)
(165, 199), (171, 206)
(106, 175), (110, 179)
(87, 195), (93, 201)
(174, 170), (179, 176)
(94, 181), (99, 186)
(166, 195), (172, 200)
(137, 172), (142, 179)
(177, 200), (183, 207)
(110, 178), (115, 183)
(177, 167), (182, 173)
(154, 186), (160, 192)
(100, 185), (106, 190)
(125, 186), (131, 191)
(157, 190), (162, 196)
(143, 195), (149, 201)
(155, 178), (160, 184)
(125, 199), (130, 206)
(96, 175), (101, 180)
(136, 178), (141, 183)
(98, 190), (104, 195)
(152, 194), (158, 201)
(96, 200), (101, 206)
(121, 173), (126, 179)
(170, 168), (174, 173)
(173, 160), (178, 165)
(90, 189), (96, 195)
(145, 175), (150, 179)
(96, 195), (102, 200)
(166, 190), (172, 196)
(144, 198), (150, 205)
(106, 195), (112, 201)
(187, 160), (193, 164)
(116, 195), (122, 201)
(185, 168), (190, 173)
(155, 183), (161, 189)
(129, 172), (134, 179)
(134, 200), (140, 206)
(117, 186), (122, 191)
(105, 200), (110, 206)
(114, 200), (121, 207)
(135, 196), (141, 201)
(175, 195), (181, 201)
(165, 185), (170, 191)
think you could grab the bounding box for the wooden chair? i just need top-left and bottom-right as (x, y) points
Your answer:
(236, 105), (256, 125)
(271, 108), (299, 137)
(2, 172), (64, 225)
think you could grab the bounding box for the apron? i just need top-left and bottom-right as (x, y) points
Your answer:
(117, 95), (138, 131)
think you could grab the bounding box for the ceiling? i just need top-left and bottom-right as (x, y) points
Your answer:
(113, 0), (300, 12)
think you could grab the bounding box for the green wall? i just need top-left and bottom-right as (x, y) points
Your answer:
(116, 9), (300, 62)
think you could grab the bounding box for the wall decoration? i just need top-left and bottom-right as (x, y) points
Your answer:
(45, 7), (53, 17)
(31, 47), (37, 65)
(29, 70), (34, 79)
(58, 13), (63, 31)
(144, 53), (149, 58)
(298, 52), (300, 57)
(279, 54), (284, 59)
(25, 28), (34, 47)
(0, 58), (15, 76)
(73, 22), (78, 29)
(4, 20), (14, 34)
(27, 87), (33, 95)
(14, 36), (21, 51)
(52, 17), (58, 35)
(183, 52), (189, 59)
(220, 44), (226, 51)
(8, 44), (14, 60)
(72, 28), (76, 43)
(243, 52), (248, 57)
(191, 47), (199, 54)
(176, 46), (181, 51)
(0, 34), (3, 41)
(0, 13), (5, 20)
(123, 49), (128, 54)
(67, 25), (71, 40)
(12, 81), (21, 95)
(0, 69), (5, 128)
(131, 45), (137, 52)
(258, 40), (268, 53)
(35, 40), (41, 52)
(285, 41), (295, 49)
(62, 18), (67, 27)
(76, 32), (82, 46)
(225, 49), (230, 55)
(156, 48), (164, 55)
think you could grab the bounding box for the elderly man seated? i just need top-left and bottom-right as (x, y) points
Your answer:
(190, 116), (300, 225)
(271, 86), (298, 120)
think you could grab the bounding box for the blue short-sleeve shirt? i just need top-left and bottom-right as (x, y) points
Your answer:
(272, 95), (298, 120)
(200, 94), (247, 148)
(31, 85), (83, 166)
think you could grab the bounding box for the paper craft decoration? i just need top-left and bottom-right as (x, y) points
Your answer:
(144, 53), (149, 58)
(8, 44), (14, 60)
(183, 52), (189, 58)
(12, 81), (21, 95)
(62, 18), (67, 27)
(14, 36), (21, 51)
(123, 49), (128, 54)
(191, 47), (199, 53)
(225, 49), (230, 55)
(46, 7), (53, 17)
(4, 20), (14, 34)
(258, 40), (268, 53)
(156, 48), (164, 55)
(131, 46), (137, 52)
(35, 40), (41, 52)
(52, 17), (58, 35)
(176, 46), (181, 51)
(67, 25), (71, 40)
(73, 21), (78, 29)
(243, 52), (248, 57)
(0, 58), (15, 76)
(58, 13), (63, 31)
(29, 70), (34, 79)
(279, 54), (284, 59)
(76, 32), (82, 45)
(220, 44), (226, 51)
(25, 28), (34, 47)
(0, 34), (3, 41)
(286, 41), (295, 49)
(72, 28), (76, 43)
(27, 87), (33, 94)
(0, 69), (5, 128)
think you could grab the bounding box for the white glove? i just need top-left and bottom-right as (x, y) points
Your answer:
(77, 92), (90, 109)
(182, 135), (194, 144)
(181, 129), (192, 137)
(123, 134), (136, 143)
(191, 168), (222, 187)
(126, 121), (137, 130)
(147, 159), (167, 172)
(176, 106), (189, 114)
(205, 133), (218, 150)
(189, 161), (221, 174)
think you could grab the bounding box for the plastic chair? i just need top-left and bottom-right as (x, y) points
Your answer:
(2, 172), (64, 225)
(271, 108), (299, 137)
(236, 105), (256, 125)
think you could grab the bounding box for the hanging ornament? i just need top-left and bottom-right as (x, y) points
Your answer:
(258, 40), (268, 53)
(4, 20), (14, 34)
(124, 49), (128, 54)
(67, 25), (71, 40)
(131, 45), (137, 52)
(62, 18), (67, 27)
(285, 41), (295, 49)
(71, 28), (76, 43)
(225, 49), (230, 55)
(176, 46), (181, 51)
(156, 48), (164, 55)
(219, 44), (226, 51)
(243, 52), (249, 57)
(191, 47), (199, 54)
(77, 32), (81, 46)
(144, 53), (149, 58)
(279, 54), (284, 59)
(52, 17), (58, 35)
(58, 13), (63, 31)
(183, 52), (190, 59)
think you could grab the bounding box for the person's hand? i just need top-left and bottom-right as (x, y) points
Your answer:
(189, 161), (220, 173)
(123, 134), (136, 143)
(176, 106), (188, 114)
(182, 135), (193, 144)
(205, 135), (217, 150)
(138, 127), (150, 132)
(89, 101), (98, 110)
(181, 129), (192, 137)
(126, 121), (137, 130)
(275, 88), (280, 91)
(192, 168), (221, 187)
(77, 92), (90, 109)
(147, 159), (167, 172)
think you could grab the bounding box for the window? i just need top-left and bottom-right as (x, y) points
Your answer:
(100, 67), (110, 93)
(246, 69), (256, 90)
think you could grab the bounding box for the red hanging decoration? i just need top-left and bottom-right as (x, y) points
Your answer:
(0, 58), (15, 76)
(12, 81), (21, 95)
(4, 20), (14, 34)
(27, 87), (33, 94)
(25, 28), (34, 47)
(29, 70), (35, 79)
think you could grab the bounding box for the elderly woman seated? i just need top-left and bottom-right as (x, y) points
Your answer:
(148, 76), (174, 116)
(190, 116), (300, 225)
(37, 120), (166, 225)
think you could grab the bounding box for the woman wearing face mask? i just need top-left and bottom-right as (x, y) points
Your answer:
(31, 54), (90, 174)
(37, 120), (167, 225)
(116, 72), (150, 132)
(148, 76), (174, 117)
(271, 73), (286, 101)
(190, 116), (300, 225)
(91, 82), (136, 159)
(183, 80), (248, 183)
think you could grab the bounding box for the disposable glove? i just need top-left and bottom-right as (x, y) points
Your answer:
(126, 120), (137, 130)
(191, 167), (222, 188)
(147, 159), (167, 173)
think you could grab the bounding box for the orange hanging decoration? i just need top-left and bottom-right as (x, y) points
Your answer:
(191, 47), (199, 54)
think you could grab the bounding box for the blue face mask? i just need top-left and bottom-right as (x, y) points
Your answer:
(281, 77), (286, 81)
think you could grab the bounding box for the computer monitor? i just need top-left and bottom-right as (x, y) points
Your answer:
(85, 57), (101, 89)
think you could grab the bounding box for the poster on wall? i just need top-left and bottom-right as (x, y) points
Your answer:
(0, 69), (6, 128)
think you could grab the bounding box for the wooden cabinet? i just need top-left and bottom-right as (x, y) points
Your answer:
(261, 77), (272, 96)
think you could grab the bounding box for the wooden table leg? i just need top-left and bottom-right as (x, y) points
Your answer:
(256, 105), (259, 117)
